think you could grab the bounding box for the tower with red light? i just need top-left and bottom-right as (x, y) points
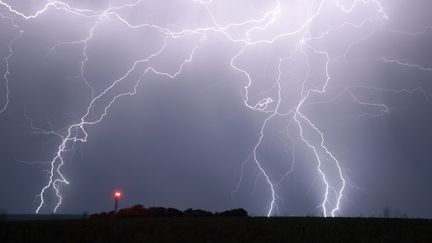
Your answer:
(114, 191), (121, 212)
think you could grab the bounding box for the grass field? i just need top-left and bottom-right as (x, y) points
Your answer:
(1, 217), (432, 242)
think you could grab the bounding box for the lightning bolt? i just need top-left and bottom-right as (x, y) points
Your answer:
(0, 0), (430, 216)
(0, 12), (22, 113)
(229, 0), (385, 217)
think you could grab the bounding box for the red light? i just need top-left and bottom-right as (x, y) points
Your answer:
(114, 192), (121, 198)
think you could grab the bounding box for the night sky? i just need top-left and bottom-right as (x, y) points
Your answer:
(0, 0), (432, 218)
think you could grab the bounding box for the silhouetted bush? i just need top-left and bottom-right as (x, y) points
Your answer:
(90, 205), (248, 219)
(184, 208), (214, 217)
(216, 208), (248, 217)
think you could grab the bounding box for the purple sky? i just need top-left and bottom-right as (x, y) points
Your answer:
(0, 0), (432, 217)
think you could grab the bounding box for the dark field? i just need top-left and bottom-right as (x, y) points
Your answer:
(1, 217), (432, 242)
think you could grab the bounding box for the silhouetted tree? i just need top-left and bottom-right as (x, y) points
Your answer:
(90, 205), (249, 219)
(216, 208), (248, 217)
(184, 208), (213, 217)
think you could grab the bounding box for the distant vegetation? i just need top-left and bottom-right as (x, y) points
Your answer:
(90, 204), (248, 219)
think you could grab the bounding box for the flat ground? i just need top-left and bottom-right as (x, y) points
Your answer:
(1, 217), (431, 242)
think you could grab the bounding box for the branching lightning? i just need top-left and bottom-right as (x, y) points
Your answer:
(0, 0), (430, 216)
(0, 12), (22, 113)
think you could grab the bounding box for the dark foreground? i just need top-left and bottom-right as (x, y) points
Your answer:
(1, 217), (432, 242)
